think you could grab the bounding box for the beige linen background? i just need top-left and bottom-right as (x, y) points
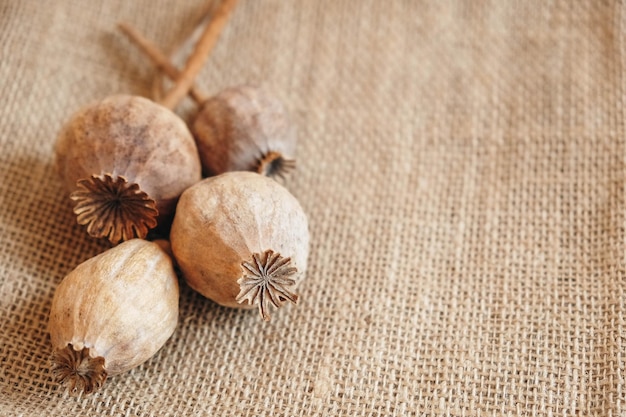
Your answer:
(1, 0), (625, 416)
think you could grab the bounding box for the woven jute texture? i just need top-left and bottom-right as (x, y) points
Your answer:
(1, 0), (625, 415)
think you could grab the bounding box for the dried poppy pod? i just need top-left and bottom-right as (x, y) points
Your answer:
(170, 171), (309, 321)
(54, 94), (202, 244)
(191, 85), (298, 179)
(48, 239), (179, 395)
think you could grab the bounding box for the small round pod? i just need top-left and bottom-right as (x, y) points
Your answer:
(170, 171), (309, 321)
(191, 85), (297, 179)
(48, 239), (179, 395)
(55, 94), (202, 244)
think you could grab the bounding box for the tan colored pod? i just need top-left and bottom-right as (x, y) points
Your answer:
(191, 85), (297, 178)
(170, 171), (309, 321)
(48, 239), (179, 394)
(55, 94), (202, 244)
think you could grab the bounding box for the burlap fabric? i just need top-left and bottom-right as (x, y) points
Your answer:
(1, 1), (624, 415)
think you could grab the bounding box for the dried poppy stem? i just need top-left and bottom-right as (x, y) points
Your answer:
(159, 0), (239, 110)
(150, 3), (216, 102)
(117, 22), (208, 104)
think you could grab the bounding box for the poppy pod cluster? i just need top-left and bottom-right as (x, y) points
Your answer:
(49, 1), (310, 396)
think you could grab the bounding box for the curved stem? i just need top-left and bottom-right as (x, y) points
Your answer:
(159, 0), (239, 110)
(117, 22), (208, 104)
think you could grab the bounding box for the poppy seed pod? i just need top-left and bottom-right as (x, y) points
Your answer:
(48, 239), (179, 394)
(191, 85), (297, 179)
(170, 171), (309, 321)
(55, 94), (202, 244)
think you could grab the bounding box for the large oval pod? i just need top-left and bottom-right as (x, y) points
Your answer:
(48, 239), (179, 394)
(54, 94), (202, 244)
(170, 171), (309, 321)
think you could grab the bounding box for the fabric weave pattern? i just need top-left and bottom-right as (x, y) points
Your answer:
(0, 1), (624, 415)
